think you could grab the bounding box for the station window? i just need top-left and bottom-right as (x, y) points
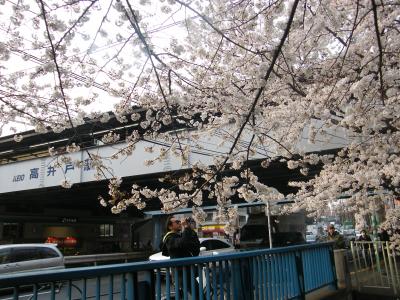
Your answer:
(205, 213), (213, 222)
(99, 224), (114, 237)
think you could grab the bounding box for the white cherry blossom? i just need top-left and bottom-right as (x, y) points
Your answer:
(0, 0), (399, 236)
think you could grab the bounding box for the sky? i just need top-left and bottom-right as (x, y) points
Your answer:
(0, 0), (191, 137)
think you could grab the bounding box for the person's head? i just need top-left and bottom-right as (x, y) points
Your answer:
(361, 229), (366, 236)
(186, 217), (196, 230)
(166, 215), (182, 232)
(327, 224), (335, 234)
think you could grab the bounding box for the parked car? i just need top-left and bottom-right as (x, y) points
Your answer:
(149, 237), (234, 261)
(306, 231), (317, 243)
(239, 224), (306, 248)
(0, 244), (65, 274)
(343, 229), (356, 240)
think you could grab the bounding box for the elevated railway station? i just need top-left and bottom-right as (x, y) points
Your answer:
(0, 112), (345, 254)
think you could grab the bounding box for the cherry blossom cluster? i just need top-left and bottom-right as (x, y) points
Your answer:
(1, 0), (399, 237)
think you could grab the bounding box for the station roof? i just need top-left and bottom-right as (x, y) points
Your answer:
(0, 106), (195, 164)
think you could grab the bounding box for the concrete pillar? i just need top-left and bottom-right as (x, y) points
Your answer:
(333, 249), (351, 290)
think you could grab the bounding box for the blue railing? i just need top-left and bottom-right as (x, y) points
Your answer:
(0, 243), (336, 300)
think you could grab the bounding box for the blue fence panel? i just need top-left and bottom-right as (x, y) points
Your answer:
(302, 245), (336, 294)
(0, 243), (336, 300)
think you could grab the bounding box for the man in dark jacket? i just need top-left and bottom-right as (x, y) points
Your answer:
(162, 216), (200, 258)
(378, 228), (390, 242)
(325, 224), (345, 249)
(358, 229), (372, 267)
(162, 215), (201, 297)
(358, 229), (372, 242)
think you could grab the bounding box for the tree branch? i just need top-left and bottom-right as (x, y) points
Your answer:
(38, 0), (75, 130)
(371, 0), (386, 105)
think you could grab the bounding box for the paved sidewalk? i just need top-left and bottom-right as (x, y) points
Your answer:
(305, 286), (351, 300)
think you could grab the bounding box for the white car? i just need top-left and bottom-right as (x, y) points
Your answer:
(305, 232), (317, 243)
(149, 238), (234, 261)
(0, 244), (65, 274)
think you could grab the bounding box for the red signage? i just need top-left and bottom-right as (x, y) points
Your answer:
(45, 236), (77, 247)
(63, 236), (77, 247)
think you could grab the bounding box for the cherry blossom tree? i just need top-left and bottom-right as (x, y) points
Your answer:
(0, 0), (399, 235)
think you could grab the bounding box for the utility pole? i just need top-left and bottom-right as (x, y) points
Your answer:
(266, 200), (273, 249)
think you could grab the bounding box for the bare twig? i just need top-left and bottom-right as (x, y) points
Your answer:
(54, 0), (97, 50)
(38, 0), (75, 130)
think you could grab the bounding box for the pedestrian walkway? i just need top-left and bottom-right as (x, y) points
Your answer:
(305, 286), (350, 300)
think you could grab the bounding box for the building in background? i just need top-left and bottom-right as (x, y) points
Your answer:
(0, 110), (339, 253)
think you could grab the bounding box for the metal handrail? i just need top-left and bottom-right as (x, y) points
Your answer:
(1, 243), (331, 282)
(0, 242), (337, 300)
(350, 240), (399, 296)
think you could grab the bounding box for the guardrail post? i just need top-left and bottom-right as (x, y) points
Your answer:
(333, 249), (350, 290)
(232, 260), (239, 300)
(126, 272), (135, 300)
(295, 250), (305, 300)
(374, 242), (383, 285)
(328, 246), (338, 290)
(12, 286), (18, 300)
(95, 276), (101, 300)
(392, 245), (400, 292)
(350, 241), (360, 290)
(241, 257), (254, 300)
(385, 242), (398, 296)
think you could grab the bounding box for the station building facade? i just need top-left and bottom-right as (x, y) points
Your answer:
(0, 112), (346, 253)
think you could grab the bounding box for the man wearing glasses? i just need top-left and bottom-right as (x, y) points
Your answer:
(161, 215), (201, 297)
(162, 216), (200, 258)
